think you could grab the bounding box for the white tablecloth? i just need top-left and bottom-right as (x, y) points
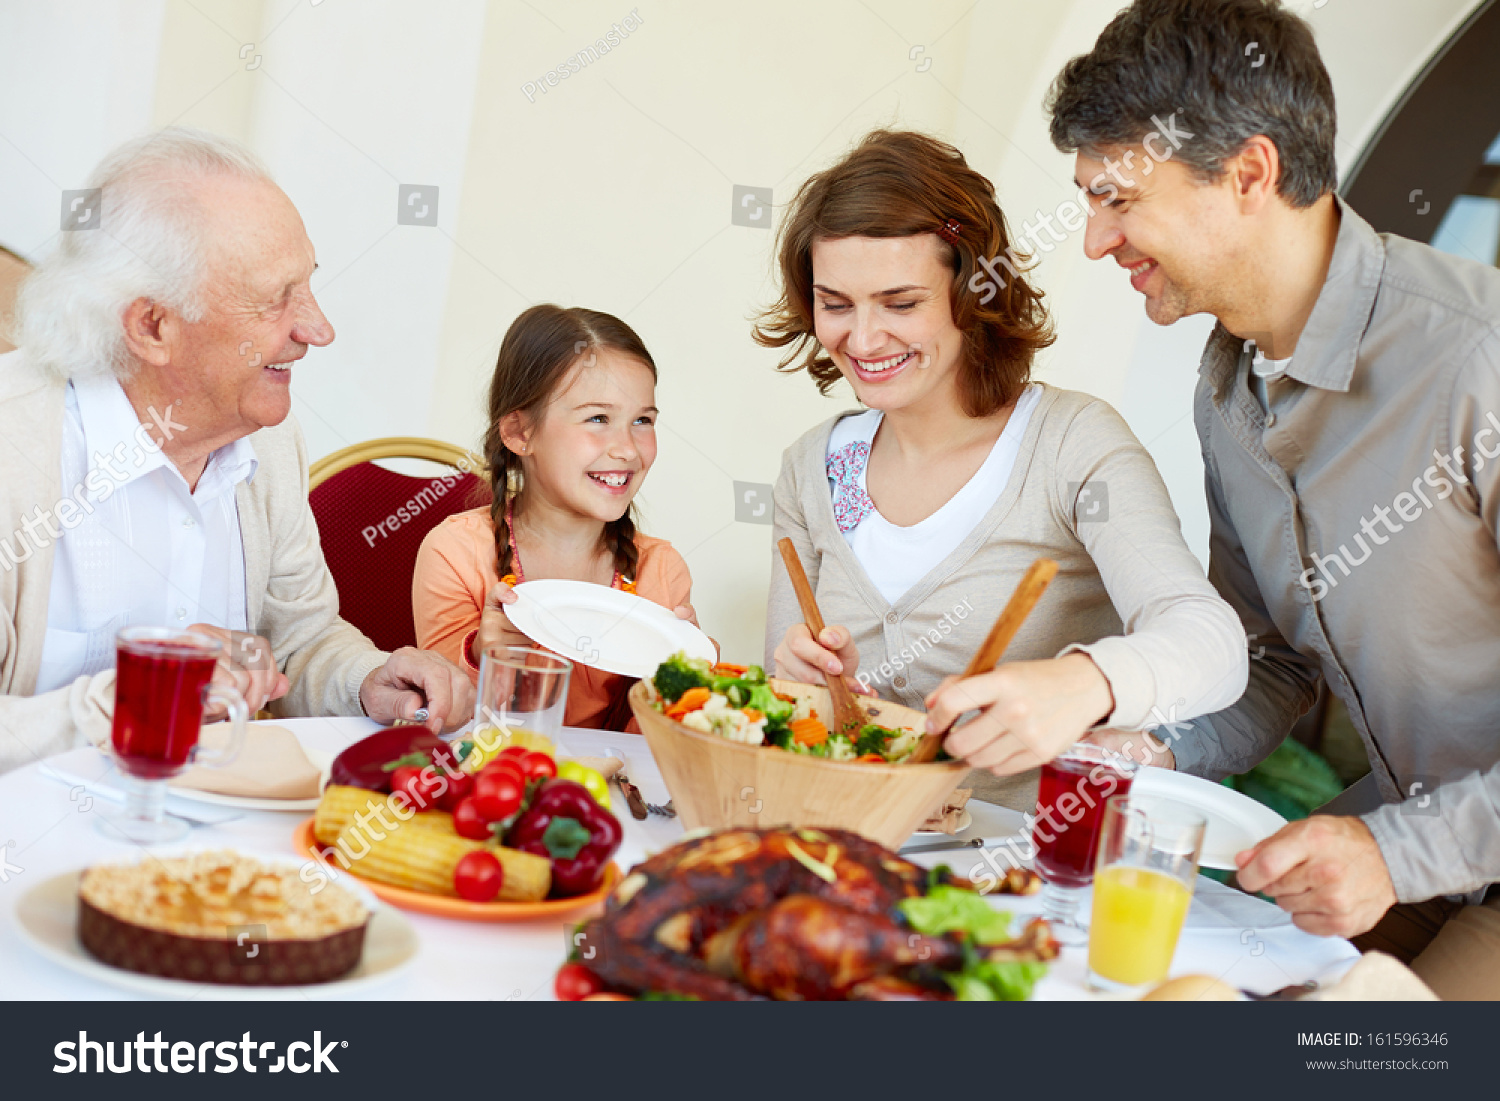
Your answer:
(0, 718), (1359, 1000)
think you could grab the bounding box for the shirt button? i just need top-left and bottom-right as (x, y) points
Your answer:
(886, 613), (898, 624)
(175, 608), (187, 620)
(1266, 413), (1277, 428)
(182, 517), (196, 528)
(893, 675), (906, 688)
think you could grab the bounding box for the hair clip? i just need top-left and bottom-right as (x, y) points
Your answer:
(936, 218), (963, 245)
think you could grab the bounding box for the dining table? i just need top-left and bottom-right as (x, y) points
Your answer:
(0, 717), (1360, 1001)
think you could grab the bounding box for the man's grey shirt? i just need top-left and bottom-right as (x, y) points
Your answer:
(1178, 197), (1500, 905)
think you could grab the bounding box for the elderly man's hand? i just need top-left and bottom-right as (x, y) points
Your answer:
(360, 648), (474, 734)
(1235, 815), (1398, 938)
(189, 624), (290, 717)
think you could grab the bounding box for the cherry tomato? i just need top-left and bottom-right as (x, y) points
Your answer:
(480, 758), (527, 788)
(453, 850), (504, 902)
(471, 770), (524, 822)
(452, 797), (493, 840)
(518, 750), (558, 782)
(555, 962), (605, 1001)
(498, 745), (531, 761)
(436, 769), (474, 811)
(390, 765), (441, 810)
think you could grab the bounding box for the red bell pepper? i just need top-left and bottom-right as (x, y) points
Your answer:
(505, 779), (623, 897)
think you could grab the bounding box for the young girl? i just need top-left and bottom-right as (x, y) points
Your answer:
(413, 304), (695, 729)
(758, 130), (1247, 809)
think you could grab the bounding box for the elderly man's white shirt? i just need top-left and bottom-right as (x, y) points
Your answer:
(35, 375), (255, 693)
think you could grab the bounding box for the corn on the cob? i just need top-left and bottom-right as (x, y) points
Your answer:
(326, 816), (551, 900)
(315, 785), (551, 901)
(314, 784), (455, 845)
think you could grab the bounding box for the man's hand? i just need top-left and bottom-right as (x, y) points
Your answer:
(1081, 727), (1177, 770)
(1235, 815), (1398, 938)
(189, 624), (290, 717)
(361, 648), (475, 734)
(773, 623), (874, 696)
(924, 654), (1115, 776)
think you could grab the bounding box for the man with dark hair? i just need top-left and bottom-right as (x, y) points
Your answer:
(1051, 0), (1500, 998)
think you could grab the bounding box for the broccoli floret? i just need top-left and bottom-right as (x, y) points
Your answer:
(746, 684), (794, 725)
(652, 652), (712, 703)
(855, 724), (895, 757)
(765, 721), (794, 750)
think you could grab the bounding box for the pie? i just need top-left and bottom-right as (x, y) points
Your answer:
(78, 850), (369, 985)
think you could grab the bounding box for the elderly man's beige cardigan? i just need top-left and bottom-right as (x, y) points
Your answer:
(0, 348), (386, 774)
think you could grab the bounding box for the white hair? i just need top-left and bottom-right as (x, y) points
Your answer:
(13, 127), (273, 381)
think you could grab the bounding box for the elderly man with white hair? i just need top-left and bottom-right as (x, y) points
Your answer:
(0, 127), (473, 774)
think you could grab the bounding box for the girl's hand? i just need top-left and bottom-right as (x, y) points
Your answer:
(773, 623), (874, 695)
(473, 581), (531, 664)
(673, 603), (699, 626)
(923, 653), (1115, 776)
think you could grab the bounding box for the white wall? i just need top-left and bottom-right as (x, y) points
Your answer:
(0, 0), (1484, 664)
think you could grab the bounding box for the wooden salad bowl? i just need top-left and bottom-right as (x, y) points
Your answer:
(628, 678), (967, 849)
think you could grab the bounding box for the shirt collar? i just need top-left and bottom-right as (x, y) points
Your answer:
(71, 374), (260, 495)
(1199, 195), (1387, 394)
(72, 374), (171, 491)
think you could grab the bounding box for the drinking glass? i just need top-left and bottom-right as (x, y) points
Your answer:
(99, 627), (248, 843)
(1031, 742), (1139, 944)
(1086, 794), (1207, 994)
(472, 645), (573, 756)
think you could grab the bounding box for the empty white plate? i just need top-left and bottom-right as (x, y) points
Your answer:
(1132, 767), (1288, 871)
(507, 579), (717, 678)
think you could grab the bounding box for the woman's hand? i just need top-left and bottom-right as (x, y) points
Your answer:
(1080, 727), (1176, 770)
(773, 623), (874, 695)
(924, 653), (1115, 776)
(473, 581), (531, 664)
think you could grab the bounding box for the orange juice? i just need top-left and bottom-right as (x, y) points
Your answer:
(1088, 865), (1193, 986)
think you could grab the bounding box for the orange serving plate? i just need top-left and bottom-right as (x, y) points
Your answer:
(293, 817), (619, 922)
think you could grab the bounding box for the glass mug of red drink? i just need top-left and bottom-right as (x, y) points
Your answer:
(100, 627), (248, 843)
(1030, 742), (1140, 944)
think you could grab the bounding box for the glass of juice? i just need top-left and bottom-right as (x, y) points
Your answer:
(1086, 794), (1207, 994)
(1031, 742), (1139, 943)
(473, 645), (573, 754)
(100, 627), (248, 843)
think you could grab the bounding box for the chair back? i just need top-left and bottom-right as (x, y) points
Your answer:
(309, 438), (492, 652)
(0, 245), (32, 354)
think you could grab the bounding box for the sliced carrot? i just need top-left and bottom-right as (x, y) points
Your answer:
(742, 708), (763, 722)
(854, 753), (886, 764)
(712, 662), (749, 677)
(666, 686), (712, 720)
(790, 717), (829, 747)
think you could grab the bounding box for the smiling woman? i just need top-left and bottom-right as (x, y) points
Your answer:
(755, 130), (1250, 810)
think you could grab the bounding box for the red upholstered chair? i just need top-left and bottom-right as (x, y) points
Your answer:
(309, 438), (492, 652)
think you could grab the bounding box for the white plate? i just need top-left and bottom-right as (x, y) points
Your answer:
(12, 860), (417, 1000)
(163, 747), (334, 812)
(1132, 767), (1288, 871)
(508, 578), (717, 678)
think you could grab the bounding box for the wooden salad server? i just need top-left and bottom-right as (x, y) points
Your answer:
(906, 557), (1059, 764)
(776, 537), (866, 736)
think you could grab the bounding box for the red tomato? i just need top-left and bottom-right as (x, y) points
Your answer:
(480, 758), (527, 788)
(453, 850), (504, 902)
(452, 797), (493, 840)
(497, 745), (531, 761)
(471, 770), (524, 822)
(436, 769), (474, 811)
(519, 751), (558, 782)
(390, 765), (441, 810)
(555, 962), (605, 1001)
